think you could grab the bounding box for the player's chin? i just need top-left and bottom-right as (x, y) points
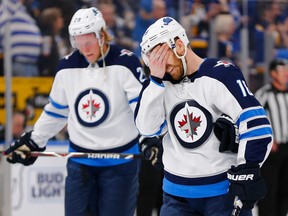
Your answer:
(86, 55), (97, 63)
(170, 72), (183, 81)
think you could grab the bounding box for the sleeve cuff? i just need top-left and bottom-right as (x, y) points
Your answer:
(150, 75), (164, 87)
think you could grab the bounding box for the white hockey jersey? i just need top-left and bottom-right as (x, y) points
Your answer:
(31, 45), (145, 166)
(135, 58), (273, 198)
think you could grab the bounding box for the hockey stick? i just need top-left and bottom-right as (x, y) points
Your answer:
(1, 151), (142, 160)
(231, 196), (243, 216)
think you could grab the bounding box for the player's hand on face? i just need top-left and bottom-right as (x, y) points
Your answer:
(149, 43), (169, 79)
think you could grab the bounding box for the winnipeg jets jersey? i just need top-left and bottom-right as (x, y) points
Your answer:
(31, 45), (145, 166)
(135, 58), (273, 198)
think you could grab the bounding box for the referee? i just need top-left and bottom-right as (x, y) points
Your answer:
(255, 58), (288, 216)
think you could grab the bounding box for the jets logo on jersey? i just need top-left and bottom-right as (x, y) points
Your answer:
(120, 49), (133, 56)
(170, 100), (213, 149)
(214, 60), (234, 68)
(75, 89), (109, 127)
(178, 110), (202, 139)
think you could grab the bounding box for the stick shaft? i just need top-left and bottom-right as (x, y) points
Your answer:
(1, 151), (142, 160)
(231, 196), (242, 216)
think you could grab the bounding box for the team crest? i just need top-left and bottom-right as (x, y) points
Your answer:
(163, 17), (173, 25)
(120, 49), (133, 56)
(214, 60), (234, 68)
(75, 89), (109, 127)
(170, 100), (212, 149)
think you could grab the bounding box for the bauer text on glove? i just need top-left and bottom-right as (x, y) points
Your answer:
(227, 163), (267, 210)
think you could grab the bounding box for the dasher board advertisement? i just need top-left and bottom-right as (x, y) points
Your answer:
(10, 141), (68, 216)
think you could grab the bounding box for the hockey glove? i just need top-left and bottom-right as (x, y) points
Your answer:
(213, 114), (239, 153)
(140, 137), (163, 170)
(227, 163), (267, 210)
(4, 131), (46, 166)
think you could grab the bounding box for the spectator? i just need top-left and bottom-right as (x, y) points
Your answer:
(273, 15), (288, 59)
(132, 0), (167, 59)
(0, 0), (42, 76)
(180, 0), (206, 41)
(180, 0), (222, 58)
(255, 58), (288, 216)
(202, 0), (222, 21)
(164, 0), (179, 19)
(38, 7), (70, 76)
(12, 110), (27, 139)
(98, 2), (135, 50)
(277, 15), (288, 49)
(252, 1), (287, 71)
(4, 7), (148, 216)
(0, 110), (27, 141)
(214, 13), (235, 61)
(38, 0), (80, 42)
(111, 0), (137, 19)
(219, 0), (246, 58)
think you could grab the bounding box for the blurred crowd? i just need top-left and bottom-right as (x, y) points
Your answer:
(0, 1), (288, 216)
(0, 0), (288, 88)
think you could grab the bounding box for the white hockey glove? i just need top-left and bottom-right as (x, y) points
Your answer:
(4, 131), (45, 166)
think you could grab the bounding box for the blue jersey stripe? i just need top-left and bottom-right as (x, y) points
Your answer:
(163, 177), (229, 198)
(50, 97), (69, 109)
(129, 96), (139, 104)
(240, 126), (273, 139)
(143, 120), (167, 136)
(44, 110), (67, 118)
(236, 107), (266, 126)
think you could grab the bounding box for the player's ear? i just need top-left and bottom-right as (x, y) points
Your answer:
(175, 39), (185, 56)
(99, 32), (104, 46)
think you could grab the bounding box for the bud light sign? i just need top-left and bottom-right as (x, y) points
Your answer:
(28, 168), (66, 203)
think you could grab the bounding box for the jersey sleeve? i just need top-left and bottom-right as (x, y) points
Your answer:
(135, 76), (167, 136)
(31, 72), (69, 147)
(206, 62), (273, 167)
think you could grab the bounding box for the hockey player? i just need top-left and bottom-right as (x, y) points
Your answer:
(135, 17), (273, 216)
(5, 7), (146, 216)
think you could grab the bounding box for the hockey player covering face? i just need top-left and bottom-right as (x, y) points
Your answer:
(135, 17), (273, 216)
(147, 43), (185, 82)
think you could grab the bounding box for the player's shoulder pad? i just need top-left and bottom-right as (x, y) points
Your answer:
(195, 58), (261, 110)
(107, 45), (142, 68)
(196, 58), (245, 83)
(106, 45), (144, 81)
(56, 50), (89, 72)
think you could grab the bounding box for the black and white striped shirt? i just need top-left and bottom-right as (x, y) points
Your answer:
(255, 84), (288, 144)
